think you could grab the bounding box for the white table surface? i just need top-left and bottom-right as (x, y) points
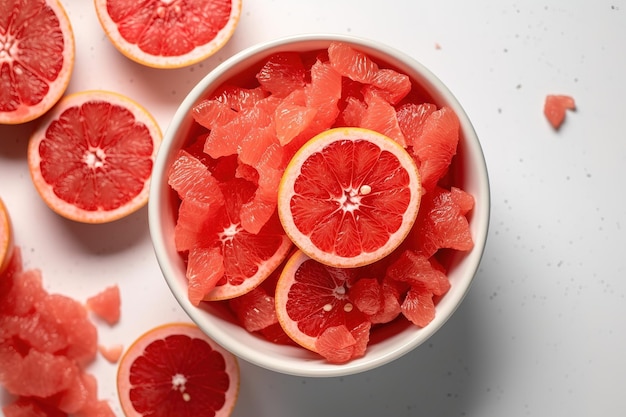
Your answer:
(2, 0), (626, 416)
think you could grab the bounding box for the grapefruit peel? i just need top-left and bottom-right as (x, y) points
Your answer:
(0, 0), (75, 125)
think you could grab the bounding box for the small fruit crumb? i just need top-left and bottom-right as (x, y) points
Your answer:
(86, 284), (121, 325)
(98, 344), (124, 364)
(544, 94), (576, 130)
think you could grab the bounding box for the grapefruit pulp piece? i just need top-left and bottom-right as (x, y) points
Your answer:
(0, 0), (75, 125)
(27, 90), (162, 224)
(117, 322), (239, 417)
(277, 127), (422, 268)
(544, 94), (576, 130)
(94, 0), (242, 69)
(274, 250), (371, 363)
(86, 284), (121, 325)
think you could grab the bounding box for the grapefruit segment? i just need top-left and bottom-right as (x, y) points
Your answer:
(98, 344), (124, 364)
(544, 94), (576, 129)
(277, 127), (421, 268)
(256, 51), (307, 98)
(397, 102), (438, 148)
(411, 106), (460, 192)
(401, 285), (436, 327)
(410, 186), (475, 257)
(360, 90), (407, 146)
(0, 0), (75, 124)
(94, 0), (242, 69)
(116, 323), (239, 417)
(228, 286), (278, 333)
(27, 90), (162, 224)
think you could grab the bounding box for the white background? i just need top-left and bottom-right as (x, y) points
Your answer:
(1, 0), (626, 416)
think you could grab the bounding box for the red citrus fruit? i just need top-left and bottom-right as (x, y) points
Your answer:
(94, 0), (242, 69)
(0, 0), (75, 124)
(274, 250), (372, 363)
(27, 90), (162, 224)
(117, 323), (239, 417)
(277, 127), (422, 268)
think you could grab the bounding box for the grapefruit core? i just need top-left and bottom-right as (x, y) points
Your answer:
(277, 127), (422, 268)
(117, 322), (239, 417)
(94, 0), (242, 69)
(0, 0), (75, 124)
(27, 90), (162, 224)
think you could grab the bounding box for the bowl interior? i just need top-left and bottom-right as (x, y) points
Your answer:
(149, 34), (490, 377)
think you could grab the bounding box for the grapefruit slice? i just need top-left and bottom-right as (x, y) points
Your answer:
(544, 94), (576, 130)
(0, 197), (13, 275)
(274, 250), (372, 363)
(86, 285), (121, 326)
(277, 127), (422, 268)
(27, 90), (162, 224)
(117, 323), (239, 417)
(94, 0), (242, 69)
(0, 0), (75, 124)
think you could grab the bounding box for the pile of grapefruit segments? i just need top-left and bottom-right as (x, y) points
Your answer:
(168, 41), (476, 364)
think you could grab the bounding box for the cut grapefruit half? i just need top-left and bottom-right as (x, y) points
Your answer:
(277, 127), (422, 268)
(0, 0), (75, 124)
(27, 90), (162, 224)
(117, 322), (239, 417)
(274, 250), (372, 363)
(0, 197), (14, 275)
(94, 0), (242, 69)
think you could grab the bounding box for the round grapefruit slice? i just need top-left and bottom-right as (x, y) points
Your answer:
(94, 0), (242, 69)
(274, 250), (372, 363)
(0, 0), (75, 124)
(0, 197), (14, 275)
(117, 322), (239, 417)
(277, 127), (422, 268)
(27, 90), (162, 224)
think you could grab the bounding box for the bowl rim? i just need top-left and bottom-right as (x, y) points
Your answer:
(149, 32), (490, 377)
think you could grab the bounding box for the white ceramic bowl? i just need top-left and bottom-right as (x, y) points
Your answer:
(149, 33), (490, 377)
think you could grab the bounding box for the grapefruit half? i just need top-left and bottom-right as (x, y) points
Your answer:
(27, 90), (162, 224)
(117, 322), (239, 417)
(0, 0), (75, 124)
(277, 127), (422, 268)
(94, 0), (242, 69)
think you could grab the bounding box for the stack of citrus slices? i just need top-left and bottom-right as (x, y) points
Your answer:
(168, 41), (476, 364)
